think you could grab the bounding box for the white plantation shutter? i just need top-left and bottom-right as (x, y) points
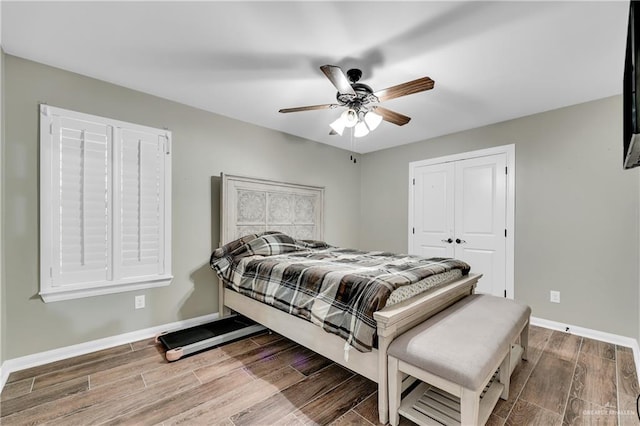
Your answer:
(116, 129), (166, 278)
(40, 105), (172, 302)
(51, 117), (112, 286)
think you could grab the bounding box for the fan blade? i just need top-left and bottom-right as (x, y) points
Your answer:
(375, 106), (411, 126)
(320, 65), (356, 95)
(374, 77), (434, 102)
(279, 104), (337, 113)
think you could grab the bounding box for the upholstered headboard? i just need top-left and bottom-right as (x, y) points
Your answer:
(220, 173), (325, 245)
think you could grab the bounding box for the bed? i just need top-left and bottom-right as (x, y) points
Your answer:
(213, 174), (481, 423)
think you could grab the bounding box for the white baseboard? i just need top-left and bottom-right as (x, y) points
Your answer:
(3, 314), (639, 393)
(0, 362), (5, 392)
(531, 316), (640, 385)
(0, 312), (219, 392)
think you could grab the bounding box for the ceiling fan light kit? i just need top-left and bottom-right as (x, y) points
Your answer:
(329, 108), (381, 138)
(279, 64), (435, 139)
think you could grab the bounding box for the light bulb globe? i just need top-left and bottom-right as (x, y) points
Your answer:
(342, 109), (358, 128)
(354, 121), (370, 138)
(329, 117), (346, 136)
(364, 111), (383, 131)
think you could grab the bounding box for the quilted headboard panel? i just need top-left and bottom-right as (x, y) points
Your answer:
(220, 174), (324, 244)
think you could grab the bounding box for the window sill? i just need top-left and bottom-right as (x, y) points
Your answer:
(39, 275), (173, 303)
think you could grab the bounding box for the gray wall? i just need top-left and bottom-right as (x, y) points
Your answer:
(2, 51), (639, 361)
(360, 96), (640, 339)
(2, 54), (361, 359)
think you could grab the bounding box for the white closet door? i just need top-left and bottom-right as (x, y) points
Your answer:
(411, 162), (455, 258)
(409, 152), (508, 297)
(454, 154), (507, 296)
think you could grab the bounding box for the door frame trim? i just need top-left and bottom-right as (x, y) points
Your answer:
(408, 144), (515, 299)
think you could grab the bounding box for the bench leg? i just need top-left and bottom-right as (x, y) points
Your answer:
(460, 388), (480, 426)
(378, 334), (392, 424)
(387, 356), (402, 426)
(521, 321), (529, 361)
(499, 347), (511, 400)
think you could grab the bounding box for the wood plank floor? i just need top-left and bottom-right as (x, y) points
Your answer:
(1, 325), (638, 425)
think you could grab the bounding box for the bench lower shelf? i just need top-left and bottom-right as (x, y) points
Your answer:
(399, 344), (524, 426)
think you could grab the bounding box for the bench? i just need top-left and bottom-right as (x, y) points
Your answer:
(387, 294), (530, 426)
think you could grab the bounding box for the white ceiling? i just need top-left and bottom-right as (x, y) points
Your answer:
(1, 1), (630, 153)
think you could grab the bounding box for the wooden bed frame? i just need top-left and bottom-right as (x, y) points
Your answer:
(216, 174), (480, 423)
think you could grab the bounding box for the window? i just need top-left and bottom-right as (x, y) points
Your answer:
(39, 105), (172, 302)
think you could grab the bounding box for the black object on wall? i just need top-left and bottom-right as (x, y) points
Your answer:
(624, 0), (640, 169)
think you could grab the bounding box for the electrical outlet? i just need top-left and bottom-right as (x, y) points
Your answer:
(550, 290), (560, 303)
(135, 295), (145, 309)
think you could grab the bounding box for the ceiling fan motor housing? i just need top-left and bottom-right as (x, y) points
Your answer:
(336, 69), (378, 109)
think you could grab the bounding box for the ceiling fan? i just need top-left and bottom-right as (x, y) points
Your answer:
(279, 65), (435, 138)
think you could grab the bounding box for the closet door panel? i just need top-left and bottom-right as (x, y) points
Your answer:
(454, 154), (507, 296)
(411, 163), (455, 258)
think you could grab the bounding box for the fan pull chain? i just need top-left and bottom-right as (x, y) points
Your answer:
(349, 128), (356, 164)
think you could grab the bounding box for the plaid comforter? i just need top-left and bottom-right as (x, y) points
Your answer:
(210, 232), (470, 352)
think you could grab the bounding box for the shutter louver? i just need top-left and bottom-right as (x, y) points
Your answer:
(52, 117), (112, 286)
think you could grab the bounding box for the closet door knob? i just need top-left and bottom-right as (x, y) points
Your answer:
(455, 238), (467, 244)
(441, 238), (453, 243)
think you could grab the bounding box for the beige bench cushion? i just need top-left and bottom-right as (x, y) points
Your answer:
(388, 294), (530, 391)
